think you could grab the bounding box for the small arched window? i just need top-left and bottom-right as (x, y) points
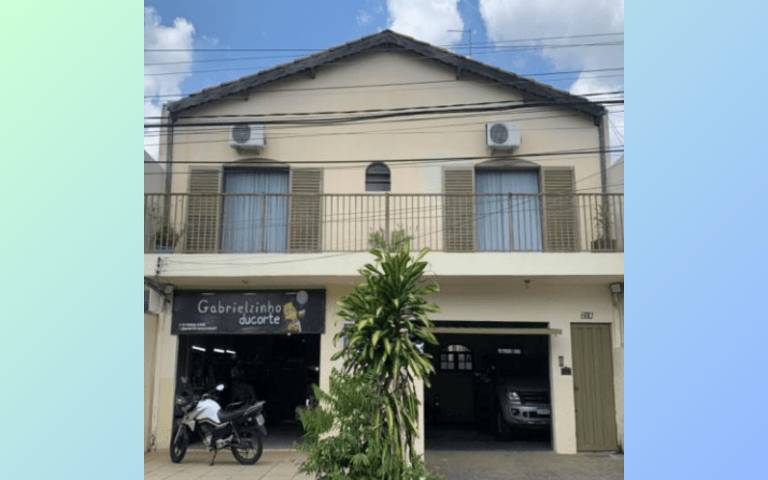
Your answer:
(440, 344), (473, 371)
(365, 162), (391, 192)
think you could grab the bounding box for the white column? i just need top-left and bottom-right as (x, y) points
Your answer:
(149, 293), (179, 450)
(549, 323), (578, 454)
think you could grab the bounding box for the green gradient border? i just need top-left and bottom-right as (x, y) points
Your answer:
(0, 2), (141, 478)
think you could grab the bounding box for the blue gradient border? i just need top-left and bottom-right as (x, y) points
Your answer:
(0, 1), (766, 479)
(628, 1), (768, 479)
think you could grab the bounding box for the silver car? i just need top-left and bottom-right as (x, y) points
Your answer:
(495, 377), (551, 436)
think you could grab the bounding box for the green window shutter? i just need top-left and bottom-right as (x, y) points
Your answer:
(443, 168), (475, 252)
(185, 169), (221, 253)
(541, 167), (578, 252)
(289, 169), (323, 252)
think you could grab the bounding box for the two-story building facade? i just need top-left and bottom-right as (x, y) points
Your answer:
(144, 30), (623, 455)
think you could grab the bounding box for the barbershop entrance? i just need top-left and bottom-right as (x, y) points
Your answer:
(170, 289), (326, 449)
(175, 334), (320, 448)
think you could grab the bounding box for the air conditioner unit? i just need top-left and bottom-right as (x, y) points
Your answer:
(230, 123), (265, 150)
(486, 122), (521, 150)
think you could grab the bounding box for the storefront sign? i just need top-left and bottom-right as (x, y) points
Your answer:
(172, 290), (325, 335)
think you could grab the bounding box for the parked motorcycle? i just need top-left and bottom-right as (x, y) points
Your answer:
(170, 380), (267, 465)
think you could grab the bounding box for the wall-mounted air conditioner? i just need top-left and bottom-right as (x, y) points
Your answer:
(486, 122), (521, 150)
(230, 123), (265, 150)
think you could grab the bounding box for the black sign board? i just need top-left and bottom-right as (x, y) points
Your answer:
(172, 290), (325, 335)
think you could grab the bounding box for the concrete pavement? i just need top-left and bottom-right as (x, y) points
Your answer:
(145, 449), (624, 480)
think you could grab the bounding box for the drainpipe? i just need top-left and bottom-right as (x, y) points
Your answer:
(596, 113), (610, 244)
(163, 106), (175, 197)
(596, 112), (608, 195)
(162, 107), (175, 237)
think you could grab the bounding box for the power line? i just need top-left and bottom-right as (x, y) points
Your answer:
(142, 151), (619, 177)
(143, 106), (624, 139)
(146, 93), (620, 120)
(144, 41), (623, 77)
(144, 99), (622, 129)
(145, 41), (623, 68)
(144, 69), (624, 99)
(143, 146), (624, 167)
(144, 31), (623, 53)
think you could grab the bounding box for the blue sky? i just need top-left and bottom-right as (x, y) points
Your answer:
(144, 1), (624, 158)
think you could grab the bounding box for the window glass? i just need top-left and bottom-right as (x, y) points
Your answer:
(365, 162), (391, 192)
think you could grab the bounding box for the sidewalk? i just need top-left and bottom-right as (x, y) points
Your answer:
(144, 450), (311, 480)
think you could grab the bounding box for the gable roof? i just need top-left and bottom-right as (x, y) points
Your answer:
(167, 30), (605, 119)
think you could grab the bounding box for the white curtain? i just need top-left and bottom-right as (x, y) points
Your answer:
(475, 170), (542, 251)
(221, 170), (289, 252)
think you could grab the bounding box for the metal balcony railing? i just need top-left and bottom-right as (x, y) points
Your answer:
(144, 193), (623, 254)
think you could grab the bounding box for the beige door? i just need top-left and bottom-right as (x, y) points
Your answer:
(571, 323), (618, 451)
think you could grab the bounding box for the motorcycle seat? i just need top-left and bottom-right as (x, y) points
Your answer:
(218, 405), (250, 423)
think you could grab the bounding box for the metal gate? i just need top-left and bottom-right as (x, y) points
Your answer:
(571, 323), (618, 451)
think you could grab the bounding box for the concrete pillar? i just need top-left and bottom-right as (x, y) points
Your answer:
(149, 294), (179, 450)
(318, 285), (346, 392)
(549, 323), (578, 454)
(144, 313), (158, 452)
(612, 292), (624, 450)
(415, 377), (425, 455)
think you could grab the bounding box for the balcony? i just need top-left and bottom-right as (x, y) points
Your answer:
(144, 193), (623, 255)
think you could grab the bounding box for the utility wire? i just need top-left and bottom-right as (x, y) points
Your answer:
(142, 152), (620, 177)
(144, 69), (624, 99)
(142, 146), (624, 167)
(145, 93), (621, 120)
(144, 32), (623, 53)
(145, 41), (623, 68)
(144, 100), (622, 129)
(143, 107), (624, 139)
(144, 41), (623, 77)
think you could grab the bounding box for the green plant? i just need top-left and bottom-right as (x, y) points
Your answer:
(594, 203), (613, 240)
(592, 203), (617, 251)
(152, 223), (179, 250)
(298, 370), (439, 480)
(298, 240), (441, 479)
(336, 243), (439, 474)
(368, 228), (412, 251)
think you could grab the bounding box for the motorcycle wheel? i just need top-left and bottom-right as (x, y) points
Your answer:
(169, 425), (189, 463)
(231, 431), (263, 465)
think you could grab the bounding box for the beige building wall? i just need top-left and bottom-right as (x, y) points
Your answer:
(147, 48), (622, 455)
(147, 278), (621, 455)
(144, 313), (158, 452)
(148, 304), (179, 451)
(163, 50), (603, 198)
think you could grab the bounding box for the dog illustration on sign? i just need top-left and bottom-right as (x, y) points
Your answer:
(283, 290), (309, 334)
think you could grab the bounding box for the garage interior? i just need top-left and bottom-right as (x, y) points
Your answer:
(174, 334), (320, 448)
(425, 323), (552, 450)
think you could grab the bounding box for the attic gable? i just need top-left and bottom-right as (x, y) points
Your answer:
(167, 30), (604, 119)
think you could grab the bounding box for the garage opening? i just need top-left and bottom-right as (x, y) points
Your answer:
(425, 325), (552, 450)
(175, 334), (320, 448)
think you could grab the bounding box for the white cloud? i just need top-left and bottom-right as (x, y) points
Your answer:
(479, 0), (624, 148)
(387, 0), (463, 45)
(357, 10), (373, 26)
(144, 6), (196, 160)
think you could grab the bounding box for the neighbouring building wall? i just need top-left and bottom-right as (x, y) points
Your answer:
(144, 151), (166, 194)
(607, 156), (624, 194)
(144, 313), (158, 452)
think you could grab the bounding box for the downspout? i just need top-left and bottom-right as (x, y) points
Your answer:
(162, 106), (175, 245)
(596, 112), (608, 194)
(163, 106), (175, 196)
(597, 112), (611, 245)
